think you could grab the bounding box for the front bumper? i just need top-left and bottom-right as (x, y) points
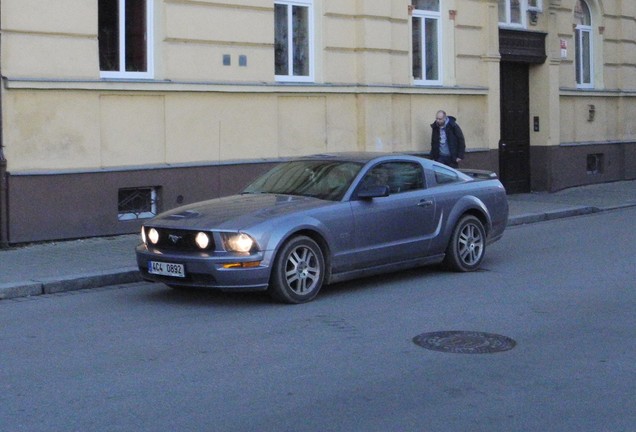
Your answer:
(135, 244), (271, 291)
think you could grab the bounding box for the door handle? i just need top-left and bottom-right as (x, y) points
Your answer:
(417, 200), (433, 208)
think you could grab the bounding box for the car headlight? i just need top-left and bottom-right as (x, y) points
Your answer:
(223, 233), (256, 253)
(141, 227), (147, 244)
(195, 232), (211, 249)
(148, 228), (160, 245)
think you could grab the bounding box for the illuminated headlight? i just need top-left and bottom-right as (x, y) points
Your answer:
(223, 233), (256, 253)
(195, 232), (211, 249)
(141, 227), (147, 244)
(148, 228), (160, 245)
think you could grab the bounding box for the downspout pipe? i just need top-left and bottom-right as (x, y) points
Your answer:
(0, 0), (9, 248)
(0, 128), (7, 248)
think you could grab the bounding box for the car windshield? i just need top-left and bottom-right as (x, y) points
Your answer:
(243, 160), (363, 201)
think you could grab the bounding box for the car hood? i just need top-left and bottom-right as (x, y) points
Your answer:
(148, 193), (332, 231)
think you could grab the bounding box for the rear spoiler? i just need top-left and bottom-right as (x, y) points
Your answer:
(459, 169), (498, 180)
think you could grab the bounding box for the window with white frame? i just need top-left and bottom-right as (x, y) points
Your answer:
(498, 0), (526, 28)
(527, 0), (542, 12)
(574, 0), (593, 88)
(412, 0), (441, 85)
(275, 0), (314, 82)
(99, 0), (153, 79)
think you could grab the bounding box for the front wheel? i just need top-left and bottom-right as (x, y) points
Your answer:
(269, 236), (325, 304)
(444, 215), (486, 272)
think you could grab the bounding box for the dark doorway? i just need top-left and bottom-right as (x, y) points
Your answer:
(499, 62), (531, 194)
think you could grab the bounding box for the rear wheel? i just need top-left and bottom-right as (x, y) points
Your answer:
(444, 215), (486, 272)
(269, 236), (325, 304)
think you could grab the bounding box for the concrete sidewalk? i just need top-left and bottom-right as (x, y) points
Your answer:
(1, 180), (635, 300)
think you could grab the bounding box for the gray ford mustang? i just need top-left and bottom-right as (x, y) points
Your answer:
(136, 153), (508, 303)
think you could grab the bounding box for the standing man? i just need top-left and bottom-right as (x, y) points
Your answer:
(430, 110), (466, 168)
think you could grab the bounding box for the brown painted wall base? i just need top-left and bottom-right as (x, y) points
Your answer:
(7, 162), (275, 244)
(460, 143), (636, 193)
(531, 142), (636, 192)
(6, 143), (636, 244)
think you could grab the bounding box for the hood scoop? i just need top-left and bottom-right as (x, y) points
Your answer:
(165, 210), (202, 220)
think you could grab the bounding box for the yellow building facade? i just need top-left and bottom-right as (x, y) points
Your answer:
(0, 0), (634, 243)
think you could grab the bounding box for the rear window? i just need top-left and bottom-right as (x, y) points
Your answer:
(433, 165), (461, 185)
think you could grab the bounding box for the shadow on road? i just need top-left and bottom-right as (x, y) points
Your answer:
(138, 264), (448, 307)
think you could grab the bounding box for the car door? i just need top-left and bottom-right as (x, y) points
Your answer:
(346, 161), (438, 270)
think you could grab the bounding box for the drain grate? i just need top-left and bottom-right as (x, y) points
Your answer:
(413, 331), (516, 354)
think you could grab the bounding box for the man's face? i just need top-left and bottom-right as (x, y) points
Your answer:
(436, 113), (446, 127)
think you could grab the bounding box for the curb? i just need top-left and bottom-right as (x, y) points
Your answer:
(507, 203), (636, 226)
(507, 206), (598, 226)
(0, 268), (142, 300)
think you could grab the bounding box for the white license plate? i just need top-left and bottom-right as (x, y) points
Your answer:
(148, 261), (186, 278)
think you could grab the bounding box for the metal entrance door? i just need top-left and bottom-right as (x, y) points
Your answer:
(499, 62), (531, 194)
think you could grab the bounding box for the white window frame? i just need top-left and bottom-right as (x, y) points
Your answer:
(574, 0), (594, 89)
(575, 24), (594, 89)
(100, 0), (154, 80)
(412, 7), (442, 86)
(527, 0), (542, 12)
(274, 0), (314, 83)
(499, 0), (527, 28)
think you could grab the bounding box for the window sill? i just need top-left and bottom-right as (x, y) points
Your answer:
(498, 23), (527, 30)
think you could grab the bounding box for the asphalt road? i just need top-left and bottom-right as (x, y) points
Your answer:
(1, 208), (635, 432)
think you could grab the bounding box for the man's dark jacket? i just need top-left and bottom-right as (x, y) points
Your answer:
(429, 116), (466, 163)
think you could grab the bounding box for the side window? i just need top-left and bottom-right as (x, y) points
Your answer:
(275, 0), (314, 82)
(99, 0), (153, 79)
(362, 162), (425, 194)
(433, 165), (460, 185)
(412, 0), (441, 85)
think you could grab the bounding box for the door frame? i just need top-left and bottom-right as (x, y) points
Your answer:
(499, 61), (531, 194)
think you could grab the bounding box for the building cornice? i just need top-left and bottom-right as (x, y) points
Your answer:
(3, 77), (489, 96)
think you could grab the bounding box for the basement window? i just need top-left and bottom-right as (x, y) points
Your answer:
(586, 153), (604, 175)
(118, 187), (158, 221)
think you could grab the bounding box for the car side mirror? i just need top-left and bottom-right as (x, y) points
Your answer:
(357, 185), (390, 199)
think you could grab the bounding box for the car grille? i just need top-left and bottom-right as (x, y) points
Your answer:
(145, 227), (214, 252)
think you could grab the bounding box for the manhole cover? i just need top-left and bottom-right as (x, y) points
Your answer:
(413, 331), (516, 354)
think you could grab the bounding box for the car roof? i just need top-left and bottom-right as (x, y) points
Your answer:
(296, 152), (473, 182)
(298, 151), (429, 164)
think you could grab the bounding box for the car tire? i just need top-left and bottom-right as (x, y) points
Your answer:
(269, 236), (325, 304)
(444, 215), (486, 272)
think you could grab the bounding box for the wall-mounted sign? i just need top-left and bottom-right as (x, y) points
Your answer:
(560, 39), (568, 59)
